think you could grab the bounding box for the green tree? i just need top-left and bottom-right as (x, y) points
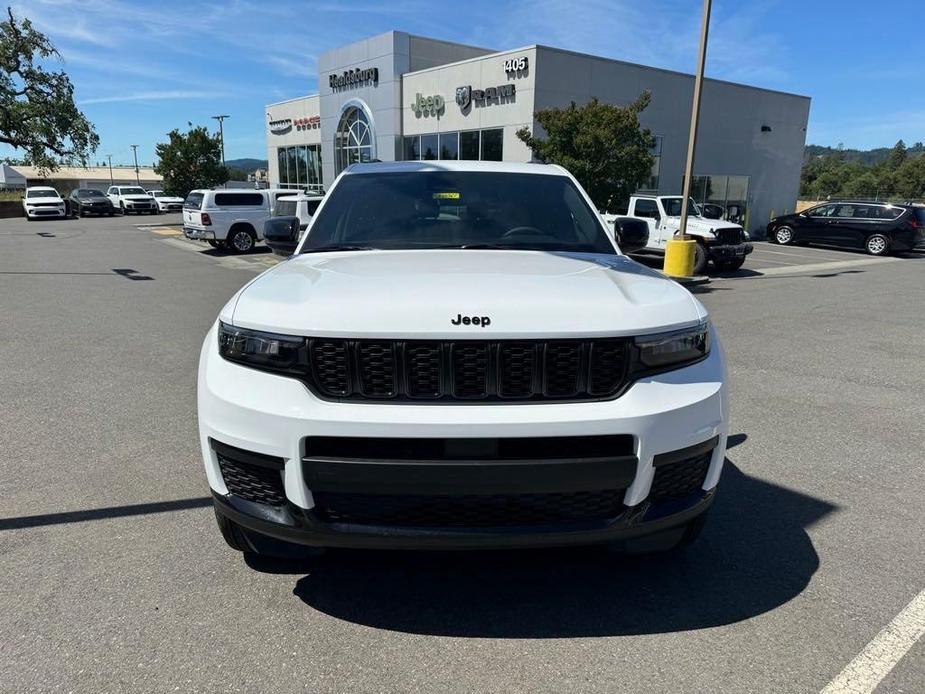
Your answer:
(895, 156), (925, 200)
(0, 8), (99, 171)
(887, 139), (907, 169)
(516, 94), (654, 212)
(154, 124), (228, 197)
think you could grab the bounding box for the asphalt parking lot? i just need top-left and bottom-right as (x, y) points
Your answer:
(2, 213), (923, 693)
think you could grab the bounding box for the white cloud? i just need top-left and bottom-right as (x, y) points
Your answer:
(79, 90), (231, 105)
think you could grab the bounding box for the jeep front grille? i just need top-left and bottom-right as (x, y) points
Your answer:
(307, 339), (629, 402)
(715, 228), (743, 245)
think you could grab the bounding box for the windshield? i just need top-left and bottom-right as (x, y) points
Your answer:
(275, 199), (298, 217)
(149, 191), (166, 197)
(121, 187), (148, 195)
(27, 189), (58, 198)
(301, 171), (616, 255)
(78, 190), (106, 198)
(662, 197), (701, 217)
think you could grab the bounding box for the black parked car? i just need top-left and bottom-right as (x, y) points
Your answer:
(67, 188), (115, 217)
(767, 201), (925, 255)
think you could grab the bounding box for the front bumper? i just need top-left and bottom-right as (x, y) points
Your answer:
(707, 242), (753, 261)
(184, 226), (215, 240)
(198, 322), (729, 549)
(26, 206), (66, 217)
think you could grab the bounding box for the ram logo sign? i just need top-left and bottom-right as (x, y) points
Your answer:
(455, 84), (515, 111)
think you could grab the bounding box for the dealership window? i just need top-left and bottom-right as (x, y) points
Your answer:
(275, 145), (323, 191)
(403, 128), (504, 163)
(335, 106), (374, 174)
(440, 132), (459, 160)
(641, 135), (662, 192)
(420, 134), (438, 160)
(403, 136), (420, 161)
(459, 130), (480, 160)
(480, 129), (503, 161)
(690, 174), (749, 226)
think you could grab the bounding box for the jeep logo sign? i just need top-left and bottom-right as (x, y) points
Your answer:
(451, 314), (492, 327)
(328, 67), (379, 90)
(411, 93), (445, 116)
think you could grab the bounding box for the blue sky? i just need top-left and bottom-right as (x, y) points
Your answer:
(15, 0), (925, 166)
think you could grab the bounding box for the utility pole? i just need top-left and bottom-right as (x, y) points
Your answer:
(130, 145), (140, 185)
(678, 0), (711, 242)
(106, 154), (113, 185)
(211, 114), (230, 168)
(663, 0), (712, 279)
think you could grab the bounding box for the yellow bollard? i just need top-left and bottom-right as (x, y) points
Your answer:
(663, 238), (697, 277)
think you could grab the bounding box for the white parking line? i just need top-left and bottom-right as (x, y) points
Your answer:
(752, 247), (860, 261)
(820, 589), (925, 694)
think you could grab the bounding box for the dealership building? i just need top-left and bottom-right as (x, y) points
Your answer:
(265, 31), (810, 236)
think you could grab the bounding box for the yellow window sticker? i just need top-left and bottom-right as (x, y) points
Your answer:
(433, 192), (461, 200)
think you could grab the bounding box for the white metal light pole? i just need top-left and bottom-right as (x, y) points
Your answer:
(106, 154), (113, 185)
(130, 144), (140, 185)
(678, 0), (712, 242)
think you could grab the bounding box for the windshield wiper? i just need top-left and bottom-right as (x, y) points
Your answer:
(302, 244), (377, 253)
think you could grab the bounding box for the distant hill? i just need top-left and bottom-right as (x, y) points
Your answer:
(804, 142), (925, 166)
(225, 158), (268, 172)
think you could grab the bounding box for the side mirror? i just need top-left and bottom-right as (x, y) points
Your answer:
(614, 218), (649, 254)
(263, 216), (300, 256)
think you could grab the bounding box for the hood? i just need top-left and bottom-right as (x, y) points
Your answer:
(676, 216), (743, 236)
(158, 196), (183, 202)
(230, 250), (704, 339)
(126, 196), (152, 201)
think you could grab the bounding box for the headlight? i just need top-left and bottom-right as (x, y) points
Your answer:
(633, 321), (711, 371)
(218, 322), (306, 375)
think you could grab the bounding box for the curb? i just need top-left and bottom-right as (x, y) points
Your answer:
(671, 275), (710, 287)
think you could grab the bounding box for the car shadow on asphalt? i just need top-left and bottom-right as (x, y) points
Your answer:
(258, 459), (837, 637)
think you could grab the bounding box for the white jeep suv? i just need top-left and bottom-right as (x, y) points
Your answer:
(198, 162), (728, 559)
(107, 185), (157, 215)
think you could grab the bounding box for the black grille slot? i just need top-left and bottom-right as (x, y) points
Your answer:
(452, 343), (490, 398)
(313, 490), (625, 527)
(544, 342), (582, 397)
(589, 340), (627, 395)
(405, 343), (442, 398)
(311, 340), (349, 396)
(499, 343), (536, 398)
(716, 228), (743, 245)
(307, 338), (631, 403)
(357, 342), (397, 397)
(650, 453), (711, 502)
(214, 442), (286, 507)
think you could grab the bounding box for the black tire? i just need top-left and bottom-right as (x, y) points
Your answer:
(214, 508), (250, 552)
(226, 226), (256, 254)
(773, 225), (795, 245)
(107, 210), (114, 216)
(714, 257), (745, 272)
(865, 233), (891, 256)
(119, 202), (126, 215)
(692, 243), (708, 275)
(207, 240), (220, 249)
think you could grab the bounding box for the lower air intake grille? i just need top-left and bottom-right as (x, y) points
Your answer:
(649, 453), (712, 502)
(214, 442), (286, 506)
(312, 489), (625, 528)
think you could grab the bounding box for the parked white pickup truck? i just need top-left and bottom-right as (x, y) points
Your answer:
(603, 195), (753, 273)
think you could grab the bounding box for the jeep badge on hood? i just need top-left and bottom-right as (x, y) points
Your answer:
(451, 314), (491, 327)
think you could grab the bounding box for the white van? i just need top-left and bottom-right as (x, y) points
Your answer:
(182, 188), (294, 253)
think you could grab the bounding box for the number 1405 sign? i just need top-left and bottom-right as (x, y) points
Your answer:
(503, 56), (528, 73)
